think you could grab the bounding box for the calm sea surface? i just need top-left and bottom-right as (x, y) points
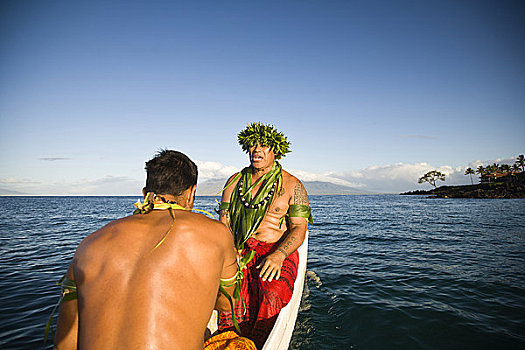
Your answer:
(1, 195), (524, 349)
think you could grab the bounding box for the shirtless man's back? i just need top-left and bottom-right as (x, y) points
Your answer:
(55, 150), (237, 350)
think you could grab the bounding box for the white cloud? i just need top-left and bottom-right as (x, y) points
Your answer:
(195, 161), (239, 182)
(183, 158), (519, 194)
(193, 161), (468, 193)
(326, 163), (436, 193)
(289, 169), (365, 188)
(0, 177), (41, 184)
(467, 157), (516, 169)
(60, 176), (142, 195)
(1, 176), (142, 196)
(39, 157), (72, 161)
(2, 156), (519, 195)
(1, 161), (240, 195)
(309, 161), (492, 193)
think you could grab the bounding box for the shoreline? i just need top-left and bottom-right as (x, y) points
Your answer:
(401, 176), (525, 199)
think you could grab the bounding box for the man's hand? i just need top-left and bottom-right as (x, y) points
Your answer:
(257, 250), (287, 282)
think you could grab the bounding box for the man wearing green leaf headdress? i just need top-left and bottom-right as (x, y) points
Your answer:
(217, 122), (312, 347)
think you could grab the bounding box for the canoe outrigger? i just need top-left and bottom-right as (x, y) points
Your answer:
(207, 231), (308, 349)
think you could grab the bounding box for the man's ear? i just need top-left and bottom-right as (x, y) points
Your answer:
(142, 188), (147, 197)
(188, 185), (197, 209)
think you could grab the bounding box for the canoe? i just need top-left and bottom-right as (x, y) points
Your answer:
(207, 231), (308, 349)
(262, 230), (308, 349)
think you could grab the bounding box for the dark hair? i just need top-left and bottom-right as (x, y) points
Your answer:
(144, 150), (198, 196)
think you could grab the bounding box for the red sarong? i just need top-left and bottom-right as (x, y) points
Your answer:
(218, 237), (299, 348)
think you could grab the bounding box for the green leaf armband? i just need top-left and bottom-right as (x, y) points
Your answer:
(215, 202), (230, 215)
(217, 250), (255, 333)
(288, 204), (313, 224)
(44, 276), (78, 345)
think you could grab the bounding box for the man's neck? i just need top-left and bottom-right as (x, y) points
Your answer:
(154, 194), (188, 209)
(251, 162), (275, 180)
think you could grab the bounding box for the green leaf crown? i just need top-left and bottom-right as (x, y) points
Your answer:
(237, 122), (291, 160)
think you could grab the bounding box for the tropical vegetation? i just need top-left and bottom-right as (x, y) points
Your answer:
(464, 167), (475, 185)
(418, 170), (446, 188)
(468, 154), (525, 184)
(420, 154), (524, 188)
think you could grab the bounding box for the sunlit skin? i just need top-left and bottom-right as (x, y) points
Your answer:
(220, 143), (309, 282)
(55, 186), (238, 350)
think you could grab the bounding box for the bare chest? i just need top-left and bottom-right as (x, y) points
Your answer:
(268, 189), (290, 215)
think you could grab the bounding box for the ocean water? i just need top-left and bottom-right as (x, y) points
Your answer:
(1, 195), (524, 349)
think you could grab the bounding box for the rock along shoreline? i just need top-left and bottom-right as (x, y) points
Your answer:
(401, 173), (525, 199)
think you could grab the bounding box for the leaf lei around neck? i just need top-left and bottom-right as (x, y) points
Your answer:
(134, 192), (214, 218)
(229, 162), (283, 250)
(133, 192), (215, 252)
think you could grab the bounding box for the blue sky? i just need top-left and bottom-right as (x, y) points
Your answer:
(1, 0), (524, 195)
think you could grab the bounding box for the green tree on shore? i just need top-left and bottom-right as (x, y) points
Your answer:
(418, 170), (446, 188)
(483, 163), (500, 183)
(464, 167), (475, 185)
(516, 155), (525, 172)
(476, 165), (485, 177)
(481, 165), (492, 183)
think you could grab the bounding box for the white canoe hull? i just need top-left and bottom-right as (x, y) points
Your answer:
(262, 231), (308, 349)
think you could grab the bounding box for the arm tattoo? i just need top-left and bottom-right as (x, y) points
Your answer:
(293, 182), (308, 205)
(220, 209), (230, 219)
(282, 236), (296, 252)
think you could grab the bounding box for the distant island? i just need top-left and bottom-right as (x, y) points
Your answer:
(402, 155), (525, 199)
(0, 188), (25, 195)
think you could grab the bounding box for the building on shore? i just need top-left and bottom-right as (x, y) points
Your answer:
(480, 172), (524, 184)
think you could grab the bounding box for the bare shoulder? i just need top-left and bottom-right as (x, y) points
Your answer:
(182, 212), (233, 247)
(226, 172), (240, 184)
(222, 172), (241, 200)
(75, 217), (119, 248)
(282, 169), (300, 184)
(282, 169), (309, 205)
(176, 213), (236, 270)
(202, 214), (232, 237)
(73, 216), (133, 258)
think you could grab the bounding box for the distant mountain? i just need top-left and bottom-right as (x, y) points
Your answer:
(303, 181), (371, 195)
(196, 178), (371, 196)
(196, 179), (228, 196)
(0, 188), (26, 195)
